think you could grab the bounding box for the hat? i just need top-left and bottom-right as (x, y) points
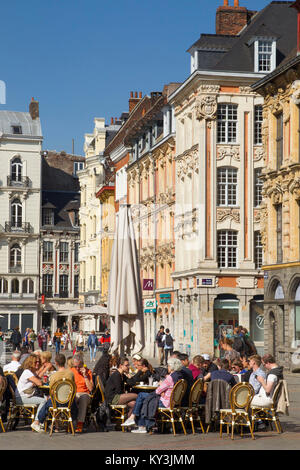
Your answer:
(132, 354), (142, 360)
(202, 354), (211, 361)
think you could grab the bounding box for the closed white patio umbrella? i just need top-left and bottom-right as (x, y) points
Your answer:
(107, 204), (145, 355)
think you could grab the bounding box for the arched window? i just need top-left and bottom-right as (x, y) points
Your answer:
(10, 244), (21, 270)
(0, 278), (8, 294)
(11, 279), (19, 294)
(22, 278), (34, 294)
(11, 199), (22, 228)
(11, 157), (22, 182)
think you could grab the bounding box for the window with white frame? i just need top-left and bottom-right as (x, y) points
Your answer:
(59, 274), (69, 297)
(254, 231), (263, 269)
(217, 104), (238, 143)
(254, 105), (263, 145)
(42, 208), (54, 226)
(43, 274), (53, 297)
(254, 168), (263, 207)
(217, 230), (238, 268)
(11, 199), (22, 227)
(59, 242), (69, 262)
(11, 157), (22, 182)
(73, 161), (84, 177)
(10, 244), (21, 269)
(43, 241), (53, 262)
(74, 242), (80, 262)
(0, 277), (8, 294)
(22, 278), (34, 294)
(257, 40), (273, 72)
(217, 167), (237, 206)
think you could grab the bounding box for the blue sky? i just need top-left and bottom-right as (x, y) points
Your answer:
(0, 0), (270, 154)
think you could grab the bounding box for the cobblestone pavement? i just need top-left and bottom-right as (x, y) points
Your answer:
(1, 348), (300, 450)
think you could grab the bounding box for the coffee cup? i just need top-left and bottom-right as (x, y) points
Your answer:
(140, 382), (144, 385)
(149, 377), (154, 386)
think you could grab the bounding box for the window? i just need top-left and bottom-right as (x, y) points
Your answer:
(276, 112), (283, 169)
(11, 199), (22, 228)
(42, 274), (53, 297)
(74, 210), (79, 227)
(276, 204), (283, 263)
(59, 242), (69, 263)
(74, 274), (79, 298)
(73, 161), (84, 177)
(59, 275), (69, 298)
(217, 104), (238, 144)
(43, 241), (53, 262)
(254, 231), (263, 269)
(11, 125), (22, 134)
(217, 230), (238, 268)
(254, 168), (263, 207)
(42, 208), (54, 226)
(74, 242), (80, 263)
(11, 157), (22, 182)
(254, 105), (263, 145)
(11, 279), (19, 294)
(22, 278), (34, 294)
(217, 167), (237, 206)
(257, 40), (273, 72)
(10, 244), (21, 270)
(0, 278), (8, 294)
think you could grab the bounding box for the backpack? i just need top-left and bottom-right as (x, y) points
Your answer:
(94, 401), (113, 432)
(165, 334), (173, 347)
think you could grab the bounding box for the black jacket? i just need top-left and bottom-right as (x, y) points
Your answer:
(104, 370), (127, 404)
(156, 331), (165, 348)
(171, 368), (194, 407)
(11, 330), (22, 345)
(93, 352), (110, 386)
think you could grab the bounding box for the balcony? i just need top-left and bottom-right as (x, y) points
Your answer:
(5, 222), (32, 234)
(7, 176), (30, 188)
(9, 265), (22, 273)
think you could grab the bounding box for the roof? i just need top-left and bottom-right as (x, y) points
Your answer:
(0, 111), (42, 137)
(190, 1), (297, 74)
(41, 191), (80, 230)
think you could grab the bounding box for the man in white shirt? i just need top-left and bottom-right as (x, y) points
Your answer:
(3, 351), (21, 373)
(251, 354), (283, 408)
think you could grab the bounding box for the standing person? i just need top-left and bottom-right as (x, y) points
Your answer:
(23, 328), (30, 348)
(28, 329), (37, 352)
(87, 330), (98, 362)
(162, 329), (174, 365)
(100, 329), (110, 352)
(75, 330), (85, 352)
(0, 326), (4, 342)
(93, 343), (111, 386)
(155, 325), (165, 366)
(38, 328), (48, 352)
(53, 328), (63, 355)
(11, 327), (22, 351)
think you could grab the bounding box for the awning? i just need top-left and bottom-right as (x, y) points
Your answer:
(71, 305), (107, 315)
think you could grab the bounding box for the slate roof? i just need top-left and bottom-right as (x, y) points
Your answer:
(41, 191), (80, 230)
(190, 1), (297, 74)
(0, 111), (42, 137)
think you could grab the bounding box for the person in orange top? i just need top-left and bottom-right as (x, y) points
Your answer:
(71, 353), (94, 433)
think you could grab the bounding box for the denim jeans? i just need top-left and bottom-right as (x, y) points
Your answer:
(133, 393), (165, 427)
(55, 342), (61, 354)
(16, 395), (48, 419)
(38, 397), (78, 424)
(89, 346), (97, 361)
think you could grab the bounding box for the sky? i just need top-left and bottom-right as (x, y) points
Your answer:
(0, 0), (271, 155)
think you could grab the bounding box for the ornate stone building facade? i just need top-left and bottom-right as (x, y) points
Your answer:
(252, 43), (300, 367)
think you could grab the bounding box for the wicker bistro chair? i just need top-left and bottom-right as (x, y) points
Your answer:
(4, 371), (19, 387)
(45, 378), (76, 436)
(109, 403), (127, 432)
(6, 385), (38, 431)
(219, 382), (255, 440)
(0, 376), (7, 433)
(250, 380), (284, 434)
(183, 378), (205, 434)
(156, 379), (187, 436)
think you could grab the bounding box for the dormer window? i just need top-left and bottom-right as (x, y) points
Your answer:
(73, 161), (84, 177)
(43, 208), (54, 225)
(11, 125), (22, 134)
(254, 39), (276, 73)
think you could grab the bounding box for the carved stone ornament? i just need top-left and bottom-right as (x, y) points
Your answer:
(216, 208), (240, 224)
(291, 81), (300, 105)
(195, 95), (217, 121)
(289, 177), (300, 200)
(253, 147), (264, 162)
(270, 96), (283, 115)
(176, 145), (199, 180)
(217, 146), (240, 162)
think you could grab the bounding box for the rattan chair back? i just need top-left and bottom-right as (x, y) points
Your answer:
(170, 379), (187, 409)
(230, 382), (254, 412)
(188, 378), (203, 407)
(50, 378), (75, 407)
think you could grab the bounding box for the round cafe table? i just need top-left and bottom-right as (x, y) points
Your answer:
(133, 385), (158, 391)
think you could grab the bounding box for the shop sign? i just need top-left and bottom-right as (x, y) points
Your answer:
(144, 298), (156, 313)
(143, 279), (154, 290)
(159, 293), (171, 304)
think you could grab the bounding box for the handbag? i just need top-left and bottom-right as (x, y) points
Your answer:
(22, 386), (42, 398)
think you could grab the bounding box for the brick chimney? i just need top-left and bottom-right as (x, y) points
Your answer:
(216, 0), (254, 36)
(29, 97), (39, 120)
(129, 91), (142, 113)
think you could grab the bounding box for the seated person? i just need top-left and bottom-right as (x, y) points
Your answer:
(71, 353), (94, 433)
(189, 355), (204, 380)
(130, 354), (142, 375)
(204, 358), (236, 387)
(127, 359), (154, 388)
(33, 353), (77, 432)
(171, 352), (194, 406)
(3, 351), (22, 373)
(104, 357), (137, 418)
(202, 354), (218, 377)
(230, 359), (244, 375)
(15, 354), (48, 432)
(121, 357), (183, 433)
(251, 354), (283, 409)
(220, 338), (241, 366)
(248, 355), (266, 395)
(19, 346), (30, 365)
(37, 351), (56, 378)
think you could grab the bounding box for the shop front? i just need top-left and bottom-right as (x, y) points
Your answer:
(213, 294), (239, 356)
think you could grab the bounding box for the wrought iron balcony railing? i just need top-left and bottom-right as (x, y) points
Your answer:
(5, 222), (31, 233)
(7, 176), (30, 187)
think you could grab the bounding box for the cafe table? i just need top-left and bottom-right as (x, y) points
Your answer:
(133, 384), (158, 391)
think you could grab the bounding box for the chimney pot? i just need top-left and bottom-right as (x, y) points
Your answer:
(111, 117), (114, 125)
(29, 98), (39, 120)
(139, 91), (142, 98)
(234, 0), (239, 6)
(135, 91), (138, 98)
(224, 0), (228, 5)
(130, 91), (133, 98)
